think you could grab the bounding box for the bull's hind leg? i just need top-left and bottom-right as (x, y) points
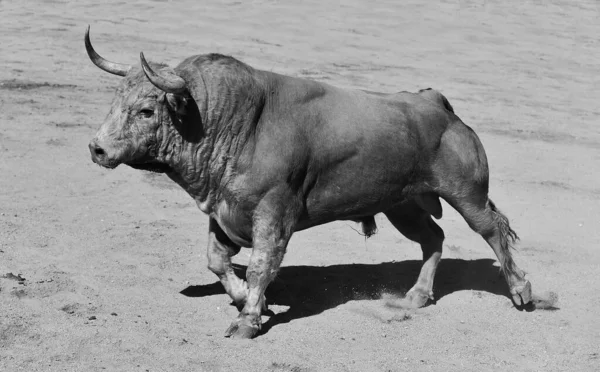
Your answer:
(460, 198), (530, 305)
(434, 120), (532, 306)
(206, 218), (249, 308)
(385, 200), (445, 308)
(445, 193), (532, 306)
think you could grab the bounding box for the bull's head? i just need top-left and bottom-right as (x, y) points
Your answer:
(86, 26), (198, 173)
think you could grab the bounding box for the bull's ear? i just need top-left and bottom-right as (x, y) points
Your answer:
(166, 93), (188, 116)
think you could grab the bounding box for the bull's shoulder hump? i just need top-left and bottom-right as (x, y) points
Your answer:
(174, 55), (204, 72)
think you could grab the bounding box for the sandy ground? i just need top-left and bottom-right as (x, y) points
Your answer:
(1, 0), (599, 371)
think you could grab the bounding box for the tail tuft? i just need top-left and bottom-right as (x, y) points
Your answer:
(489, 199), (519, 247)
(488, 199), (521, 276)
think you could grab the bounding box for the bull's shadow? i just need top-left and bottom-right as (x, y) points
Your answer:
(180, 258), (510, 334)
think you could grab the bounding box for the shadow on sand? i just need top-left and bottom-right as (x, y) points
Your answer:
(180, 258), (516, 334)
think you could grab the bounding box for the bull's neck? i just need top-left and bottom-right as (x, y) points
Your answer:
(162, 66), (269, 214)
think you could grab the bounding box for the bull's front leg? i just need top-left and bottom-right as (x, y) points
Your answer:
(206, 218), (249, 308)
(224, 189), (299, 339)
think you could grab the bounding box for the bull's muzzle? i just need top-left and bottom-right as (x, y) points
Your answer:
(89, 139), (117, 168)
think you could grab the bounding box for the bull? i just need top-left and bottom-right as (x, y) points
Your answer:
(85, 26), (532, 339)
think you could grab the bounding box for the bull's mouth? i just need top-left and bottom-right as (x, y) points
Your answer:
(125, 161), (173, 173)
(92, 158), (121, 169)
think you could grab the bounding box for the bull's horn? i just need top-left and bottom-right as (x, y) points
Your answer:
(85, 26), (131, 77)
(140, 52), (187, 95)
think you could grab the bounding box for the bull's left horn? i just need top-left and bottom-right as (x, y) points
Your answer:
(140, 52), (187, 95)
(85, 26), (131, 77)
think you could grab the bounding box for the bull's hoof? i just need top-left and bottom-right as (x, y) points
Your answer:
(385, 288), (432, 309)
(224, 317), (261, 339)
(405, 288), (433, 308)
(510, 280), (533, 307)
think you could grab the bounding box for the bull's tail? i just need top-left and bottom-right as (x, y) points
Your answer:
(442, 192), (524, 281)
(489, 199), (560, 309)
(488, 199), (520, 275)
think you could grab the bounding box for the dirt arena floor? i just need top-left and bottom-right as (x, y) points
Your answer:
(1, 0), (599, 371)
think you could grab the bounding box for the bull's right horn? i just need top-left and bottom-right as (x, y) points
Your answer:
(140, 52), (187, 95)
(85, 26), (131, 77)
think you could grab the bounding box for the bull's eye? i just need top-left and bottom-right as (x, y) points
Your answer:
(139, 109), (154, 118)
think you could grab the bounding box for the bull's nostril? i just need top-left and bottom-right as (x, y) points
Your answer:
(89, 141), (107, 162)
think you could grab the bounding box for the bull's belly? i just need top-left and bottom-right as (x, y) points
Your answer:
(211, 162), (417, 246)
(295, 183), (410, 231)
(212, 183), (410, 247)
